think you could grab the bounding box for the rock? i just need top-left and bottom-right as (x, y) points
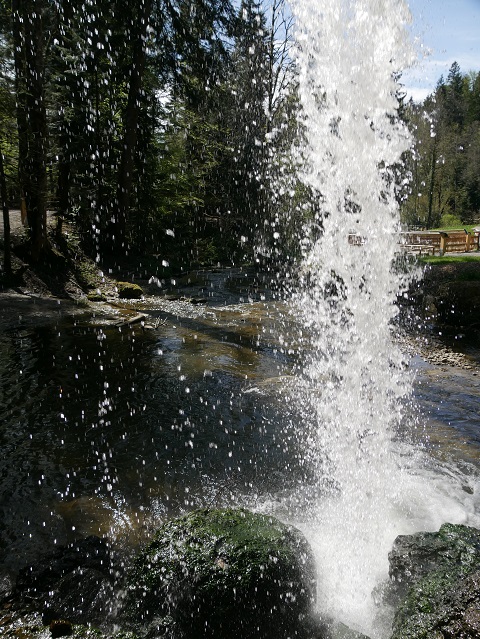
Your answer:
(116, 282), (143, 299)
(47, 568), (114, 625)
(0, 608), (138, 639)
(387, 523), (480, 602)
(418, 263), (480, 328)
(0, 573), (13, 604)
(125, 507), (316, 638)
(50, 619), (73, 637)
(326, 620), (371, 639)
(386, 523), (480, 639)
(87, 291), (105, 302)
(14, 536), (114, 626)
(286, 614), (371, 639)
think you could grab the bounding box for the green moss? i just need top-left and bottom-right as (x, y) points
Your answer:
(391, 524), (480, 639)
(392, 567), (463, 638)
(116, 282), (143, 299)
(126, 508), (316, 638)
(75, 261), (103, 290)
(86, 291), (105, 302)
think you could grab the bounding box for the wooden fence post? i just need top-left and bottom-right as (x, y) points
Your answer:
(439, 232), (448, 256)
(466, 232), (472, 252)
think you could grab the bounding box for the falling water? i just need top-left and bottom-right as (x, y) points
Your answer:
(281, 0), (480, 636)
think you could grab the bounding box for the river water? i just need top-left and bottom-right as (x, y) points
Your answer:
(1, 269), (480, 635)
(0, 270), (302, 573)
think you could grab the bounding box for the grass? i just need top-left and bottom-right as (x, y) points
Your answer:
(419, 254), (480, 265)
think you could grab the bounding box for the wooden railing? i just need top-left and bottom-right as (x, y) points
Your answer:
(347, 229), (480, 255)
(399, 229), (480, 255)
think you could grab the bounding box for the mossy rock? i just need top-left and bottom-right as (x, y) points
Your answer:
(126, 508), (316, 638)
(87, 291), (105, 302)
(388, 524), (480, 639)
(116, 282), (143, 299)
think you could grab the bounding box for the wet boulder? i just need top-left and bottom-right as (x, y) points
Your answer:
(417, 262), (480, 328)
(386, 523), (480, 638)
(126, 507), (316, 638)
(13, 536), (115, 627)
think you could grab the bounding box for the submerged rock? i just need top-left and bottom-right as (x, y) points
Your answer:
(386, 523), (480, 638)
(126, 507), (316, 638)
(321, 619), (371, 639)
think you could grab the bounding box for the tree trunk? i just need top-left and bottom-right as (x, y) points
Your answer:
(56, 151), (70, 240)
(426, 135), (438, 229)
(113, 0), (153, 254)
(12, 0), (49, 261)
(12, 0), (28, 230)
(0, 150), (12, 276)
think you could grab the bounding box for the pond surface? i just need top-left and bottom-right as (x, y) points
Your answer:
(1, 268), (480, 619)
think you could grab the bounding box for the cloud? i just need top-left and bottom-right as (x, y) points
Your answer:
(403, 86), (432, 102)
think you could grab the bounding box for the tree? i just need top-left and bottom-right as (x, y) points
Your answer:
(401, 64), (480, 227)
(264, 0), (295, 133)
(444, 61), (465, 127)
(1, 0), (307, 270)
(109, 0), (153, 254)
(0, 8), (15, 275)
(256, 0), (299, 262)
(467, 72), (480, 123)
(156, 0), (236, 263)
(12, 0), (49, 260)
(0, 149), (11, 275)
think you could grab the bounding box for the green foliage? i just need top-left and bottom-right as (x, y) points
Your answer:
(439, 213), (463, 228)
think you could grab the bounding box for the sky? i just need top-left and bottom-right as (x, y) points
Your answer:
(403, 0), (480, 101)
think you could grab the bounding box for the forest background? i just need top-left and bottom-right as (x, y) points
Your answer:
(0, 0), (479, 278)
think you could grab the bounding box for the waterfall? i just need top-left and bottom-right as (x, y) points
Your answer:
(283, 2), (449, 635)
